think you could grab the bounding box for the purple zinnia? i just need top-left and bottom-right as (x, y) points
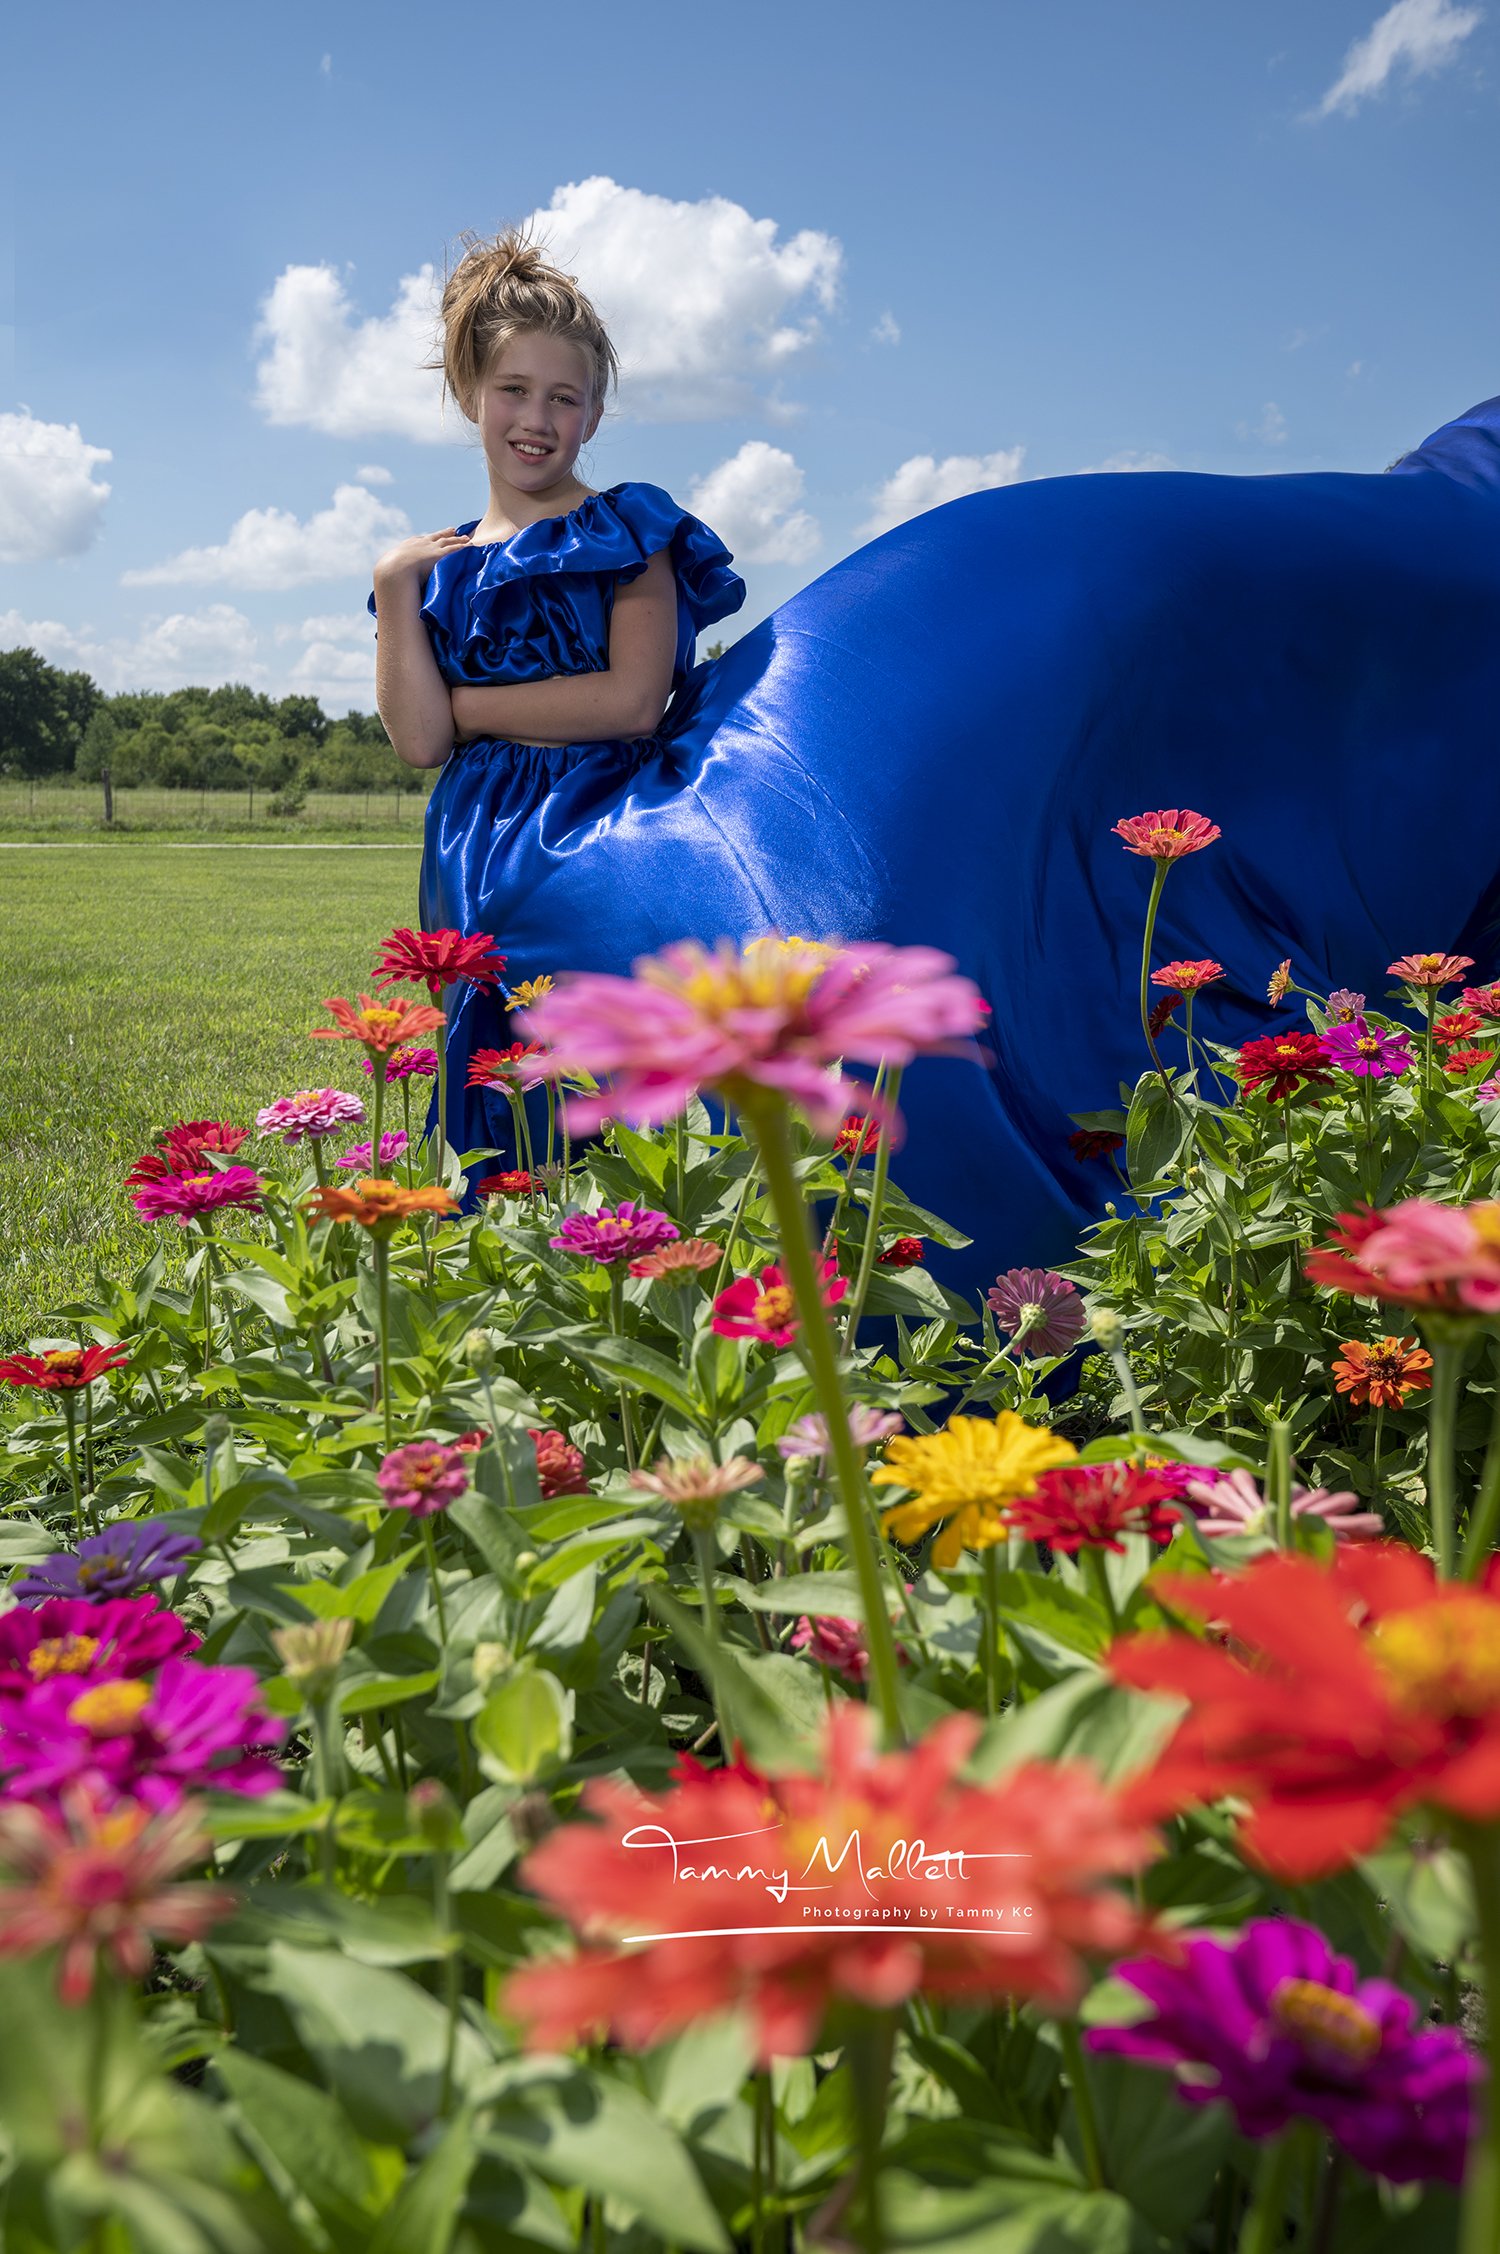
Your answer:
(337, 1130), (410, 1170)
(256, 1089), (366, 1143)
(1318, 1017), (1414, 1082)
(15, 1524), (202, 1606)
(549, 1202), (680, 1267)
(1325, 988), (1366, 1024)
(1089, 1917), (1478, 2187)
(985, 1268), (1087, 1358)
(362, 1047), (439, 1081)
(777, 1406), (906, 1462)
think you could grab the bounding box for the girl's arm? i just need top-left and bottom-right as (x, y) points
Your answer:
(450, 547), (679, 748)
(372, 529), (471, 769)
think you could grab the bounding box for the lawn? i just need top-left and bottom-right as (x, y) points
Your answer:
(0, 843), (422, 1346)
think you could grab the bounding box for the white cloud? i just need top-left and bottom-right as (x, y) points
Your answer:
(1076, 449), (1179, 474)
(1312, 0), (1482, 117)
(1347, 359), (1366, 378)
(854, 445), (1027, 540)
(0, 407), (113, 563)
(0, 603), (262, 690)
(251, 177), (843, 437)
(353, 463), (392, 485)
(120, 481), (410, 590)
(870, 311), (901, 346)
(1236, 402), (1288, 446)
(687, 441), (820, 566)
(319, 52), (332, 74)
(272, 611), (371, 646)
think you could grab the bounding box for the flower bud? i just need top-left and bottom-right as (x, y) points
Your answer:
(271, 1616), (354, 1699)
(463, 1328), (496, 1373)
(472, 1640), (511, 1692)
(1088, 1306), (1124, 1349)
(202, 1414), (232, 1448)
(509, 1789), (557, 1852)
(406, 1777), (465, 1853)
(514, 1551), (538, 1575)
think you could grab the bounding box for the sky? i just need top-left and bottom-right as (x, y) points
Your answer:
(2, 0), (1498, 714)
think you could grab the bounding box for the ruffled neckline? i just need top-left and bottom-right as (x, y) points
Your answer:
(457, 483), (631, 556)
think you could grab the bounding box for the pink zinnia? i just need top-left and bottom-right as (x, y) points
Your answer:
(713, 1257), (847, 1347)
(549, 1203), (680, 1267)
(1149, 959), (1223, 994)
(1386, 953), (1474, 989)
(362, 1047), (439, 1081)
(1326, 989), (1365, 1023)
(256, 1089), (365, 1143)
(0, 1659), (284, 1809)
(1305, 1200), (1500, 1316)
(338, 1130), (410, 1170)
(777, 1406), (906, 1462)
(789, 1615), (870, 1684)
(131, 1167), (264, 1225)
(1184, 1468), (1383, 1543)
(376, 1441), (471, 1517)
(1111, 809), (1221, 862)
(1318, 1019), (1414, 1081)
(0, 1597), (196, 1702)
(1461, 983), (1500, 1021)
(517, 935), (987, 1138)
(531, 1429), (589, 1499)
(986, 1269), (1087, 1357)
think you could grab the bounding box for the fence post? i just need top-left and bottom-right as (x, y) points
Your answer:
(101, 768), (114, 826)
(248, 785), (255, 824)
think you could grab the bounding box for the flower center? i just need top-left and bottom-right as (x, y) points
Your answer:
(41, 1349), (87, 1376)
(75, 1553), (126, 1591)
(1274, 1043), (1299, 1060)
(1469, 1204), (1500, 1250)
(27, 1633), (101, 1679)
(1147, 827), (1186, 852)
(360, 1008), (405, 1040)
(406, 1452), (449, 1490)
(1355, 1037), (1381, 1058)
(753, 1286), (797, 1330)
(1371, 1595), (1500, 1718)
(185, 1174), (215, 1189)
(67, 1679), (151, 1736)
(1269, 1978), (1381, 2067)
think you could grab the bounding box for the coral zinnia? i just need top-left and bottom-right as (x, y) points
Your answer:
(1237, 1032), (1335, 1104)
(1387, 953), (1474, 988)
(0, 1344), (129, 1393)
(256, 1089), (365, 1143)
(549, 1202), (679, 1267)
(628, 1237), (722, 1280)
(468, 1042), (549, 1093)
(302, 1177), (459, 1234)
(1111, 809), (1221, 861)
(872, 1412), (1078, 1567)
(1149, 959), (1223, 994)
(310, 994), (446, 1058)
(712, 1258), (847, 1346)
(517, 935), (986, 1139)
(1266, 960), (1292, 1005)
(985, 1269), (1087, 1357)
(628, 1454), (763, 1532)
(1318, 1018), (1414, 1081)
(1305, 1200), (1500, 1315)
(1005, 1463), (1179, 1554)
(1089, 1917), (1477, 2187)
(1111, 1546), (1500, 1877)
(373, 926), (506, 996)
(1332, 1335), (1434, 1408)
(530, 1430), (588, 1499)
(503, 1705), (1159, 2063)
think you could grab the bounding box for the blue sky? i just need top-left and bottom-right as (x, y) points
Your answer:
(3, 0), (1497, 712)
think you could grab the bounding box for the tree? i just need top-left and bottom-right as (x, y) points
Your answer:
(0, 648), (87, 776)
(274, 693), (328, 745)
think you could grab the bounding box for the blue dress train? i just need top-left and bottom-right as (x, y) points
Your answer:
(370, 400), (1500, 1292)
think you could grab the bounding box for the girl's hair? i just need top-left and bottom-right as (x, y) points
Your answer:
(425, 223), (618, 423)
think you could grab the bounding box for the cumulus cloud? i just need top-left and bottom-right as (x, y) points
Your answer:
(870, 311), (901, 346)
(120, 481), (410, 589)
(0, 603), (262, 691)
(353, 463), (392, 484)
(1236, 402), (1288, 446)
(1311, 0), (1481, 118)
(0, 408), (113, 563)
(854, 445), (1027, 540)
(1076, 449), (1179, 474)
(252, 176), (842, 437)
(687, 441), (820, 566)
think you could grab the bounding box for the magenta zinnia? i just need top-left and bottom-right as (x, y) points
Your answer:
(376, 1441), (470, 1517)
(337, 1130), (410, 1170)
(0, 1658), (284, 1809)
(713, 1257), (847, 1346)
(130, 1168), (265, 1225)
(549, 1203), (679, 1267)
(1318, 1017), (1414, 1081)
(373, 926), (507, 997)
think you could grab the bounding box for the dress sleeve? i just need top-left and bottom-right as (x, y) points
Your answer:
(604, 484), (748, 634)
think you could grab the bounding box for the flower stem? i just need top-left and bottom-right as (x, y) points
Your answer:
(1459, 1825), (1500, 2254)
(60, 1395), (83, 1536)
(401, 1080), (414, 1186)
(420, 1515), (450, 1643)
(1059, 2019), (1106, 2189)
(712, 1151), (760, 1302)
(373, 1236), (394, 1453)
(1236, 2130), (1298, 2254)
(1267, 1419), (1293, 1550)
(847, 2010), (896, 2254)
(692, 1524), (730, 1746)
(434, 1007), (448, 1184)
(1461, 1339), (1500, 1576)
(370, 1056), (386, 1164)
(1138, 861), (1181, 1104)
(1359, 1075), (1378, 1204)
(841, 1065), (902, 1351)
(740, 1091), (905, 1744)
(607, 1268), (638, 1471)
(1425, 1337), (1461, 1578)
(980, 1544), (1001, 1717)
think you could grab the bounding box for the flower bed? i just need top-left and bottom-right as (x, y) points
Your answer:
(1, 840), (1497, 2251)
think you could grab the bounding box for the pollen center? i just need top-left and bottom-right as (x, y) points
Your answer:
(1270, 1978), (1381, 2067)
(28, 1633), (101, 1679)
(68, 1679), (151, 1735)
(753, 1286), (796, 1330)
(41, 1349), (87, 1376)
(1371, 1596), (1500, 1719)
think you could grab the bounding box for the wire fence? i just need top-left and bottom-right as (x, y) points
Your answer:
(0, 783), (435, 834)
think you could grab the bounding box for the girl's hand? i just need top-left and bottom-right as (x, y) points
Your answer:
(372, 526), (472, 592)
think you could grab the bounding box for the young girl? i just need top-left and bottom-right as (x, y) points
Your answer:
(369, 224), (747, 1177)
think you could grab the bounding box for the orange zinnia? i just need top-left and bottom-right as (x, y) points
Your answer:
(1331, 1335), (1434, 1408)
(310, 993), (446, 1056)
(302, 1177), (459, 1234)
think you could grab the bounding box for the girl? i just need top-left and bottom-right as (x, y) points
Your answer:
(372, 227), (1500, 1290)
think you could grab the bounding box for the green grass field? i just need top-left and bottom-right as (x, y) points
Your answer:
(0, 844), (423, 1347)
(0, 783), (433, 842)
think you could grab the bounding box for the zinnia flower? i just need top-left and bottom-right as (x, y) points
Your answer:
(1147, 993), (1181, 1039)
(468, 1042), (549, 1093)
(876, 1237), (925, 1268)
(628, 1237), (721, 1280)
(1266, 960), (1292, 1005)
(1461, 983), (1500, 1020)
(1112, 1546), (1500, 1876)
(1326, 989), (1366, 1023)
(1332, 1336), (1434, 1409)
(1305, 1200), (1500, 1315)
(0, 1658), (284, 1810)
(1182, 1468), (1382, 1543)
(503, 1705), (1159, 2063)
(1318, 1019), (1414, 1081)
(310, 993), (446, 1059)
(0, 1783), (235, 2007)
(518, 935), (987, 1139)
(337, 1130), (410, 1170)
(1111, 809), (1221, 861)
(1237, 1033), (1335, 1104)
(373, 926), (506, 997)
(789, 1615), (870, 1683)
(363, 1047), (438, 1081)
(1444, 1047), (1496, 1078)
(478, 1169), (535, 1196)
(125, 1121), (249, 1186)
(549, 1202), (679, 1267)
(376, 1441), (471, 1517)
(1435, 1011), (1483, 1048)
(1088, 1917), (1477, 2187)
(712, 1258), (846, 1347)
(1067, 1128), (1126, 1163)
(628, 1454), (763, 1532)
(0, 1344), (129, 1393)
(1387, 953), (1474, 989)
(777, 1406), (905, 1463)
(130, 1168), (265, 1225)
(872, 1412), (1078, 1567)
(505, 976), (556, 1013)
(302, 1177), (459, 1234)
(0, 1597), (196, 1701)
(985, 1269), (1087, 1357)
(834, 1115), (881, 1160)
(1150, 960), (1223, 994)
(531, 1430), (588, 1499)
(256, 1089), (365, 1143)
(16, 1525), (201, 1605)
(1476, 1078), (1500, 1104)
(1005, 1463), (1180, 1553)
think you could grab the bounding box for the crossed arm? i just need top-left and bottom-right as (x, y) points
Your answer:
(374, 547), (681, 768)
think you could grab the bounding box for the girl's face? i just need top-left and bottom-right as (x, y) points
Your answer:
(475, 333), (601, 495)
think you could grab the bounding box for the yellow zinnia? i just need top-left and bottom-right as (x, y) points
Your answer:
(871, 1412), (1078, 1568)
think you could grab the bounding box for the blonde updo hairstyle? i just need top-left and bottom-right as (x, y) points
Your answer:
(426, 224), (619, 431)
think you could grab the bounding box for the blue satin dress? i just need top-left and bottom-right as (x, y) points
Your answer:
(371, 404), (1500, 1293)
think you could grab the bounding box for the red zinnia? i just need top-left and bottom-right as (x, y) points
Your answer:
(468, 1042), (548, 1092)
(1147, 993), (1181, 1040)
(1111, 809), (1221, 862)
(478, 1170), (535, 1196)
(712, 1258), (847, 1346)
(373, 926), (507, 997)
(0, 1344), (130, 1393)
(1443, 1047), (1496, 1078)
(125, 1121), (249, 1187)
(1236, 1032), (1335, 1104)
(876, 1237), (925, 1268)
(1067, 1129), (1126, 1164)
(1434, 1011), (1483, 1049)
(1149, 959), (1223, 995)
(531, 1429), (588, 1499)
(1113, 1547), (1500, 1879)
(833, 1115), (881, 1160)
(1006, 1462), (1180, 1554)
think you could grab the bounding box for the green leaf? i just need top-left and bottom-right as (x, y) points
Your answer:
(971, 1672), (1181, 1785)
(216, 2050), (399, 2236)
(337, 1666), (441, 1715)
(281, 1552), (418, 1624)
(219, 1267), (294, 1327)
(1126, 1074), (1188, 1192)
(986, 1568), (1108, 1667)
(472, 1667), (572, 1783)
(739, 1569), (866, 1618)
(367, 2109), (477, 2254)
(556, 1332), (704, 1421)
(261, 1946), (489, 2145)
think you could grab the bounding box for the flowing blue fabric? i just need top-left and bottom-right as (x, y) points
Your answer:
(370, 405), (1500, 1294)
